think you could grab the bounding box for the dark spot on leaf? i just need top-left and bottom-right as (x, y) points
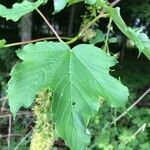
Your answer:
(72, 102), (76, 105)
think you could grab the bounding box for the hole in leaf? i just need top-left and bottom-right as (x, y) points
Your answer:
(72, 102), (76, 105)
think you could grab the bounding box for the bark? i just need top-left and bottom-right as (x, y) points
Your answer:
(18, 13), (32, 42)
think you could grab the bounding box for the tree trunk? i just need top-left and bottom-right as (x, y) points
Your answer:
(18, 12), (32, 42)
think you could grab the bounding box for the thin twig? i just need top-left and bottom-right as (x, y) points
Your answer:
(0, 134), (21, 139)
(1, 99), (7, 112)
(111, 0), (122, 6)
(80, 13), (108, 37)
(36, 9), (64, 43)
(111, 88), (150, 125)
(0, 96), (7, 102)
(104, 18), (112, 53)
(0, 111), (32, 119)
(14, 130), (32, 150)
(125, 123), (146, 144)
(66, 0), (122, 45)
(7, 116), (12, 150)
(4, 36), (72, 48)
(66, 13), (108, 44)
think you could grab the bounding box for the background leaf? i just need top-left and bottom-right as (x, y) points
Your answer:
(108, 7), (150, 59)
(85, 0), (96, 4)
(0, 39), (6, 48)
(89, 29), (105, 44)
(109, 37), (118, 43)
(8, 42), (129, 150)
(136, 32), (150, 59)
(53, 0), (96, 13)
(53, 0), (68, 13)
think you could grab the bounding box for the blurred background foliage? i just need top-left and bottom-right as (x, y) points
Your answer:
(0, 0), (150, 149)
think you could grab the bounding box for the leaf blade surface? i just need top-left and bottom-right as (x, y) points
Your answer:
(8, 42), (129, 150)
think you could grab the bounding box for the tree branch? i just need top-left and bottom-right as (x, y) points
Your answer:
(66, 0), (122, 44)
(4, 37), (72, 48)
(66, 13), (108, 44)
(111, 0), (122, 6)
(111, 88), (150, 125)
(36, 9), (64, 43)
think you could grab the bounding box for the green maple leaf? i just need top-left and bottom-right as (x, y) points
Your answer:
(53, 0), (67, 13)
(0, 0), (48, 21)
(108, 7), (150, 59)
(53, 0), (96, 13)
(8, 42), (128, 150)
